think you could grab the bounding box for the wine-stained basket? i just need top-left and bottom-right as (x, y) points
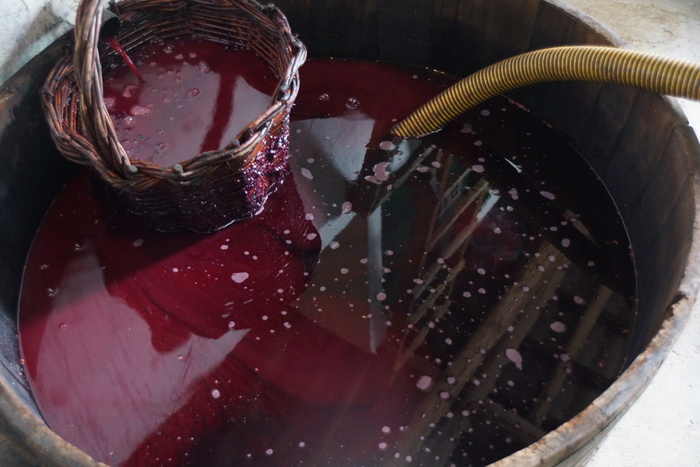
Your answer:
(41, 0), (306, 232)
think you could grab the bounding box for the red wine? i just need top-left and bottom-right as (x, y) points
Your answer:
(105, 37), (145, 83)
(102, 37), (277, 167)
(19, 58), (636, 466)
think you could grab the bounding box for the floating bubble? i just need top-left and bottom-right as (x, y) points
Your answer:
(345, 97), (360, 109)
(122, 84), (138, 98)
(198, 61), (211, 73)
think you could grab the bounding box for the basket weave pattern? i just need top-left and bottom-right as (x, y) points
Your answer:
(42, 0), (306, 232)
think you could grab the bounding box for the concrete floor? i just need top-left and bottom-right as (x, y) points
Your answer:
(0, 0), (698, 465)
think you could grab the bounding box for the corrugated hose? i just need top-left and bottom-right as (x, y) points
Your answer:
(391, 45), (700, 138)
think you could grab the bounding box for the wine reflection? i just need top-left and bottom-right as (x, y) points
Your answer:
(19, 60), (636, 466)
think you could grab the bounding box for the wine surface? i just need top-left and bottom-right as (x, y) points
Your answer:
(102, 37), (277, 167)
(19, 57), (636, 466)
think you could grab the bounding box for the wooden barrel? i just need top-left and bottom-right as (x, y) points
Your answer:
(0, 0), (697, 464)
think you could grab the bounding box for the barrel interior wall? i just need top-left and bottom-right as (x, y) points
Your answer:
(0, 39), (73, 417)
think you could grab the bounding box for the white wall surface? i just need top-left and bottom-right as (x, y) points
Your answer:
(0, 0), (79, 84)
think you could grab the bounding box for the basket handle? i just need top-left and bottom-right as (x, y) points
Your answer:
(74, 0), (134, 178)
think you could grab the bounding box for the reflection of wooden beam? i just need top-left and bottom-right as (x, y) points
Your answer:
(367, 207), (387, 353)
(432, 398), (546, 457)
(441, 191), (488, 259)
(464, 268), (567, 403)
(529, 285), (613, 423)
(449, 242), (566, 391)
(491, 400), (548, 443)
(393, 241), (568, 457)
(429, 179), (489, 251)
(393, 262), (463, 372)
(410, 260), (465, 324)
(420, 149), (448, 252)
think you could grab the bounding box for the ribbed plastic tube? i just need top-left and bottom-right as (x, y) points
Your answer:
(392, 45), (700, 138)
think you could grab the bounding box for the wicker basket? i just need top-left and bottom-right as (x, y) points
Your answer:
(41, 0), (306, 233)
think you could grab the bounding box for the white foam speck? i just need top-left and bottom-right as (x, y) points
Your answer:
(550, 321), (567, 333)
(416, 375), (432, 391)
(505, 348), (523, 370)
(379, 140), (395, 151)
(231, 272), (249, 283)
